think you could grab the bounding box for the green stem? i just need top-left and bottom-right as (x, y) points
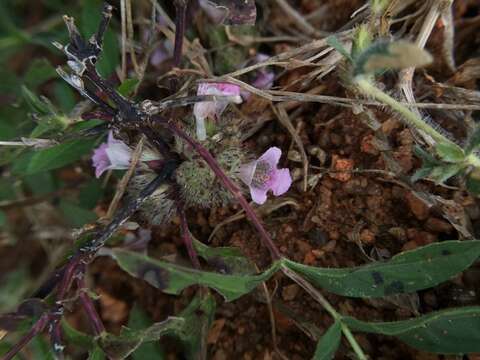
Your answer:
(355, 76), (451, 145)
(355, 76), (480, 169)
(281, 264), (368, 360)
(341, 323), (368, 360)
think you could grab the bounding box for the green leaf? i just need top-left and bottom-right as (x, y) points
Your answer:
(411, 165), (434, 183)
(429, 163), (464, 184)
(344, 306), (480, 354)
(23, 58), (57, 89)
(435, 142), (465, 163)
(98, 317), (184, 359)
(173, 292), (216, 359)
(89, 345), (106, 360)
(465, 126), (480, 155)
(54, 81), (77, 113)
(62, 318), (94, 349)
(327, 36), (353, 62)
(466, 170), (480, 196)
(414, 145), (440, 166)
(193, 239), (256, 275)
(313, 320), (342, 360)
(59, 199), (97, 227)
(117, 78), (139, 97)
(12, 138), (97, 176)
(128, 305), (165, 360)
(283, 241), (480, 298)
(108, 248), (280, 301)
(21, 86), (52, 114)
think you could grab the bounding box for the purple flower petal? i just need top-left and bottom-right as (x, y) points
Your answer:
(239, 146), (292, 204)
(238, 160), (257, 186)
(250, 186), (268, 205)
(193, 83), (242, 140)
(91, 131), (132, 178)
(258, 147), (281, 168)
(271, 168), (292, 196)
(92, 143), (110, 178)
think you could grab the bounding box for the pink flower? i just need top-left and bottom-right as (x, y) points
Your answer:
(92, 132), (132, 178)
(239, 147), (292, 205)
(241, 53), (275, 100)
(193, 82), (242, 140)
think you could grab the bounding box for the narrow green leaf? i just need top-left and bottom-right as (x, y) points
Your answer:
(193, 239), (256, 275)
(12, 138), (97, 176)
(59, 199), (97, 227)
(173, 292), (216, 359)
(283, 241), (480, 298)
(411, 165), (434, 183)
(435, 142), (465, 163)
(23, 58), (57, 89)
(128, 304), (165, 360)
(21, 86), (52, 114)
(414, 145), (441, 166)
(429, 163), (464, 184)
(89, 345), (106, 360)
(344, 306), (480, 354)
(108, 248), (280, 301)
(327, 35), (353, 62)
(117, 78), (139, 97)
(313, 320), (342, 360)
(466, 170), (480, 196)
(62, 319), (94, 349)
(98, 317), (184, 359)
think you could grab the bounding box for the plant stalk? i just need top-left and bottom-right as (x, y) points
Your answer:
(355, 76), (480, 169)
(281, 265), (368, 360)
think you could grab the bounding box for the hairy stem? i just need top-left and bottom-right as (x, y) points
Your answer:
(355, 76), (480, 168)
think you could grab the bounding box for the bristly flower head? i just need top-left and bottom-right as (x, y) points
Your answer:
(193, 82), (242, 141)
(91, 131), (160, 178)
(92, 131), (132, 178)
(239, 147), (292, 205)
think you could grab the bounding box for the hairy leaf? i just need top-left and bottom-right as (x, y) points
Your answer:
(435, 142), (465, 163)
(108, 248), (279, 301)
(313, 320), (342, 360)
(283, 241), (480, 297)
(12, 138), (97, 176)
(344, 306), (480, 354)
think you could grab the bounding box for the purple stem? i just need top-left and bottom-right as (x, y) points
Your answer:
(173, 0), (188, 68)
(156, 116), (282, 260)
(1, 313), (50, 360)
(177, 204), (201, 269)
(77, 277), (105, 335)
